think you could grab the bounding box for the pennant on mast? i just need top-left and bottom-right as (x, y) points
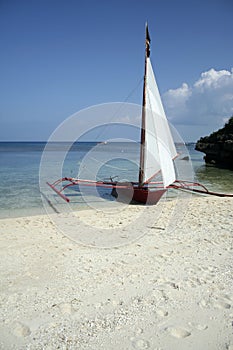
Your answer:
(146, 23), (150, 57)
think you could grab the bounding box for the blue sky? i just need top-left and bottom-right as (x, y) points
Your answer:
(0, 0), (232, 142)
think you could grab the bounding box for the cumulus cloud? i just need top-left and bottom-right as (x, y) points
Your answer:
(163, 68), (233, 129)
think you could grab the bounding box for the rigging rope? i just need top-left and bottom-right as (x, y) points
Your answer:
(76, 156), (136, 182)
(94, 77), (144, 141)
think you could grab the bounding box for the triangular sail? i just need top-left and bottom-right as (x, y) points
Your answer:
(139, 25), (177, 188)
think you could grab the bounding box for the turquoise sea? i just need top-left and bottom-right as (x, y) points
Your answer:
(0, 142), (232, 218)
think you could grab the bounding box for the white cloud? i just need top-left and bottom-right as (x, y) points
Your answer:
(194, 68), (232, 89)
(163, 68), (233, 131)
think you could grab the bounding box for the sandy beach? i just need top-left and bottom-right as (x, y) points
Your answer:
(0, 196), (233, 349)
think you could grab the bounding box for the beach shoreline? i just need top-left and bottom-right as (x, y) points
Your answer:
(0, 196), (232, 349)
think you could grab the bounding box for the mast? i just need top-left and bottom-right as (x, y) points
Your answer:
(139, 23), (150, 186)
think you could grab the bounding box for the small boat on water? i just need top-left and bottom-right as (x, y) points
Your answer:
(47, 24), (233, 204)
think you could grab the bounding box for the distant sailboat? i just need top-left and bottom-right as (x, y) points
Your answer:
(47, 24), (233, 204)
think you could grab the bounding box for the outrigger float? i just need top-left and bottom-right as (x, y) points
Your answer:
(47, 177), (233, 204)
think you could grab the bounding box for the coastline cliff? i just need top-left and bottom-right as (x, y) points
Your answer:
(195, 116), (233, 169)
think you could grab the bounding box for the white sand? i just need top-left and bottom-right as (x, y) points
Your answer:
(0, 196), (233, 349)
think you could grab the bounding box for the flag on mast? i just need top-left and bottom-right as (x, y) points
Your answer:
(146, 23), (150, 57)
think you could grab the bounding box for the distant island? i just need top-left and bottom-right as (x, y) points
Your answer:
(195, 116), (233, 169)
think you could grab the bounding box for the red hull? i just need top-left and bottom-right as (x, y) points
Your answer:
(111, 186), (166, 205)
(132, 187), (166, 204)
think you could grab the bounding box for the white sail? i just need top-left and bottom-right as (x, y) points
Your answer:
(143, 58), (177, 187)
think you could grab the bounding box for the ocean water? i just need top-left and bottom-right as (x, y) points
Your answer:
(0, 141), (232, 218)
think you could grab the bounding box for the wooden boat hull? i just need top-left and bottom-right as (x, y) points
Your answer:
(132, 187), (166, 204)
(111, 185), (166, 205)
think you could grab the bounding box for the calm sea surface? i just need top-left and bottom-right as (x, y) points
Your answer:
(0, 142), (232, 218)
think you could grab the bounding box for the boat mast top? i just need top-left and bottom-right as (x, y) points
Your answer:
(139, 22), (150, 186)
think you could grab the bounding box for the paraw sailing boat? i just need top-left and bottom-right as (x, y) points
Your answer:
(47, 24), (178, 205)
(47, 24), (233, 203)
